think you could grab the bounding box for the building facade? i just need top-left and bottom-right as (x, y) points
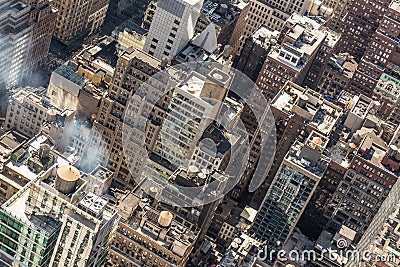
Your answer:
(347, 1), (400, 98)
(0, 0), (55, 89)
(229, 0), (311, 57)
(143, 0), (203, 60)
(255, 14), (327, 100)
(233, 26), (279, 82)
(251, 131), (330, 247)
(52, 0), (110, 42)
(336, 0), (390, 62)
(0, 164), (119, 267)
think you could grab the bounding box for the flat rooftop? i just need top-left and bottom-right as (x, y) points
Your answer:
(0, 131), (27, 151)
(285, 140), (330, 178)
(268, 14), (326, 71)
(90, 166), (113, 181)
(117, 187), (197, 254)
(352, 98), (371, 117)
(3, 188), (61, 236)
(329, 141), (352, 168)
(358, 134), (400, 176)
(251, 26), (279, 48)
(54, 64), (87, 86)
(390, 0), (400, 12)
(5, 134), (70, 181)
(272, 82), (341, 134)
(122, 47), (161, 69)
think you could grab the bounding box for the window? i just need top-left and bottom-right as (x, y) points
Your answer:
(174, 19), (180, 25)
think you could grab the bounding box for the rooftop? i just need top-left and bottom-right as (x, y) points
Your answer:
(327, 53), (358, 79)
(178, 69), (229, 103)
(315, 230), (350, 265)
(113, 20), (148, 36)
(198, 123), (233, 156)
(200, 0), (241, 27)
(357, 133), (400, 176)
(4, 133), (71, 182)
(285, 139), (330, 178)
(375, 73), (400, 100)
(38, 166), (118, 226)
(272, 82), (342, 134)
(90, 166), (113, 181)
(177, 43), (212, 63)
(3, 187), (62, 236)
(122, 47), (161, 69)
(390, 0), (400, 12)
(54, 64), (88, 87)
(219, 233), (260, 267)
(10, 89), (55, 111)
(0, 131), (27, 156)
(353, 95), (374, 117)
(117, 188), (198, 256)
(251, 26), (279, 48)
(269, 14), (326, 72)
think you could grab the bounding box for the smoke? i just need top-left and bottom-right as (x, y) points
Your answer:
(71, 119), (110, 175)
(65, 117), (106, 173)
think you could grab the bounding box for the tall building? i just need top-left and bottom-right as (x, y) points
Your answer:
(255, 14), (327, 100)
(143, 0), (203, 60)
(302, 26), (341, 91)
(112, 20), (148, 52)
(250, 82), (343, 208)
(0, 163), (119, 267)
(356, 203), (400, 267)
(314, 53), (358, 101)
(229, 0), (311, 57)
(24, 0), (57, 70)
(4, 90), (74, 146)
(371, 73), (400, 121)
(0, 133), (76, 205)
(150, 69), (228, 169)
(324, 0), (353, 31)
(51, 0), (110, 42)
(336, 0), (390, 62)
(250, 131), (330, 247)
(0, 131), (28, 204)
(0, 0), (55, 89)
(89, 48), (164, 188)
(349, 130), (400, 267)
(47, 61), (105, 119)
(233, 26), (279, 82)
(347, 1), (400, 97)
